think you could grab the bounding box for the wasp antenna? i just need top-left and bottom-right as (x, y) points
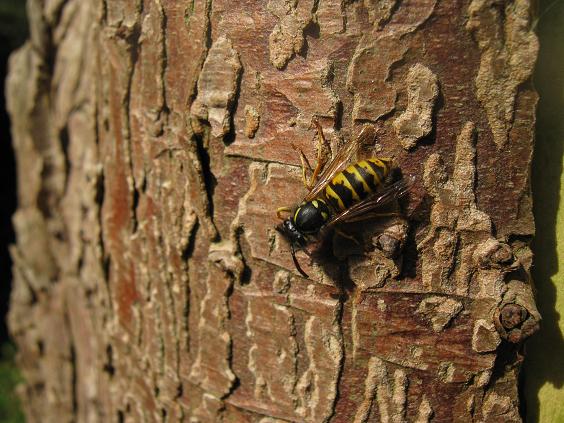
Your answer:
(291, 244), (309, 279)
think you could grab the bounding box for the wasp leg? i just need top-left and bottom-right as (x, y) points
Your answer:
(310, 117), (331, 187)
(276, 206), (293, 220)
(291, 143), (314, 189)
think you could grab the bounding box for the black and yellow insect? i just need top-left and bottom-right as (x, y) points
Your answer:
(276, 120), (411, 278)
(324, 158), (393, 211)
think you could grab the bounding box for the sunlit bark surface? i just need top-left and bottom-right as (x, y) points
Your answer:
(7, 0), (540, 421)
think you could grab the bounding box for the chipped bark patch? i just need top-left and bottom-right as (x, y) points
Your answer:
(270, 58), (340, 126)
(244, 105), (260, 138)
(189, 258), (237, 398)
(227, 58), (340, 165)
(235, 162), (336, 281)
(191, 393), (224, 422)
(268, 0), (315, 69)
(473, 238), (515, 269)
(245, 299), (298, 409)
(347, 37), (407, 122)
(352, 357), (409, 423)
(475, 369), (493, 388)
(472, 319), (501, 353)
(481, 392), (521, 422)
(316, 0), (345, 35)
(349, 251), (398, 289)
(352, 292), (496, 385)
(296, 315), (343, 422)
(415, 396), (434, 423)
(273, 269), (291, 294)
(437, 362), (455, 383)
(191, 36), (242, 138)
(393, 64), (439, 150)
(363, 0), (398, 28)
(347, 220), (409, 289)
(419, 122), (497, 294)
(183, 128), (220, 242)
(352, 356), (379, 423)
(466, 0), (538, 148)
(208, 240), (245, 281)
(346, 0), (436, 122)
(416, 296), (463, 332)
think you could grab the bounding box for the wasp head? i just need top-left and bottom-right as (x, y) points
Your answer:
(276, 218), (307, 247)
(275, 218), (309, 278)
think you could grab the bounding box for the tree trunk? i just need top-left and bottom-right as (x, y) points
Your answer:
(6, 0), (541, 422)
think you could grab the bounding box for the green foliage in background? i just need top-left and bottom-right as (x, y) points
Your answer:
(0, 343), (24, 423)
(523, 0), (564, 422)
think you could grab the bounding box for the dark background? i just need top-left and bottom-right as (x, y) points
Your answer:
(0, 2), (27, 344)
(0, 2), (27, 422)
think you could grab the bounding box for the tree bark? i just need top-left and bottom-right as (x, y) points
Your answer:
(6, 0), (541, 422)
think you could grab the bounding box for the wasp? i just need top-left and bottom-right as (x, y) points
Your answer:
(275, 120), (412, 278)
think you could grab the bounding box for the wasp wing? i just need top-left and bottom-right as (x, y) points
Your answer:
(304, 125), (376, 201)
(323, 176), (414, 228)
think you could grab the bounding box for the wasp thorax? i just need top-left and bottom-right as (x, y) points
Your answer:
(293, 199), (331, 234)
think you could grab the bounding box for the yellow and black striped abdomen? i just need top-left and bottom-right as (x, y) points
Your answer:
(324, 158), (391, 211)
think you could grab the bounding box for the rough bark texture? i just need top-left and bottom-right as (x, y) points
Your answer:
(6, 0), (541, 422)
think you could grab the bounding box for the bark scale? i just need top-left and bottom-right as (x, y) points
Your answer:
(6, 0), (540, 422)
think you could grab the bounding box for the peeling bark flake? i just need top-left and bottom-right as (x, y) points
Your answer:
(190, 393), (224, 423)
(393, 64), (439, 150)
(246, 298), (298, 410)
(481, 392), (520, 422)
(363, 0), (398, 28)
(296, 315), (343, 422)
(316, 0), (345, 35)
(416, 296), (463, 332)
(189, 263), (237, 397)
(419, 122), (493, 294)
(415, 396), (434, 423)
(244, 105), (261, 138)
(191, 36), (242, 138)
(368, 358), (409, 423)
(268, 0), (316, 69)
(346, 0), (437, 122)
(472, 319), (501, 353)
(466, 0), (538, 148)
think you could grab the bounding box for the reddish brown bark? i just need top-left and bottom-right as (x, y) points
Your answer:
(7, 0), (540, 422)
